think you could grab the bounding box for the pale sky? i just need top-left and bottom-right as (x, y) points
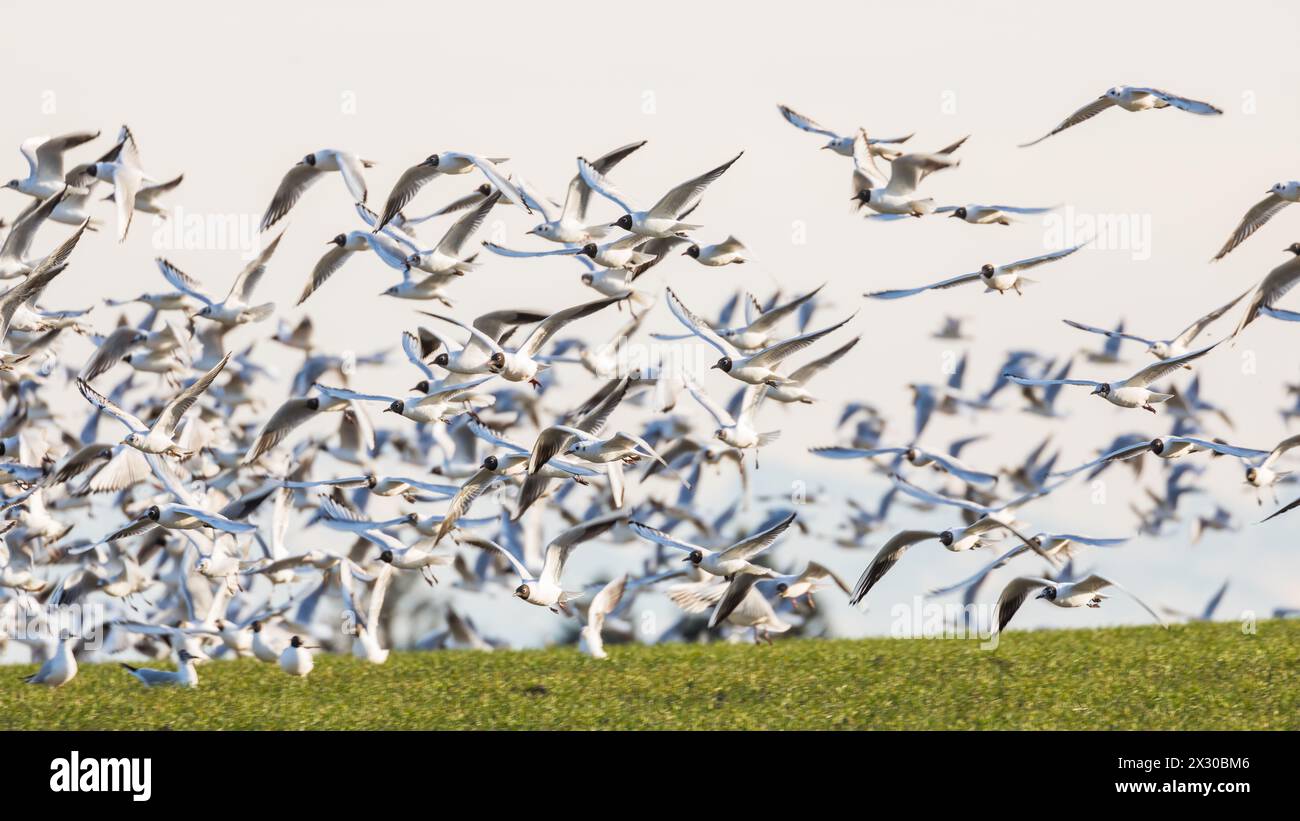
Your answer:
(3, 0), (1299, 646)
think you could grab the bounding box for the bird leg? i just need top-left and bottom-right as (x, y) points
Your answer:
(1142, 404), (1157, 414)
(529, 378), (542, 390)
(806, 594), (817, 611)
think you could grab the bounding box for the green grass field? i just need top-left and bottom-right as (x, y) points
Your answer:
(6, 620), (1297, 730)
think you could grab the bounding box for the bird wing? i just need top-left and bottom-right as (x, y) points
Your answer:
(243, 397), (320, 464)
(1018, 95), (1116, 147)
(719, 511), (797, 562)
(154, 258), (212, 305)
(1003, 373), (1101, 390)
(1061, 318), (1155, 347)
(336, 152), (369, 203)
(865, 271), (982, 300)
(434, 467), (499, 545)
(647, 152), (743, 219)
(627, 520), (705, 555)
(848, 530), (941, 606)
(684, 377), (736, 428)
(1213, 193), (1290, 261)
(435, 191), (500, 257)
(777, 104), (838, 138)
(226, 231), (285, 304)
(994, 576), (1056, 633)
(1075, 574), (1167, 627)
(665, 287), (739, 357)
(1124, 342), (1219, 387)
(748, 312), (854, 369)
(76, 379), (147, 433)
(1001, 243), (1086, 274)
(261, 162), (323, 231)
(374, 160), (440, 232)
(518, 296), (621, 358)
(1261, 433), (1300, 470)
(565, 140), (646, 223)
(156, 352), (231, 435)
(883, 153), (958, 196)
(787, 335), (860, 384)
(576, 157), (637, 215)
(1137, 88), (1223, 115)
(542, 511), (626, 589)
(708, 572), (763, 628)
(1173, 289), (1250, 348)
(297, 244), (353, 306)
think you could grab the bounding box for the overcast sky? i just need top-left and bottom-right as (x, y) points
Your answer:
(4, 1), (1299, 646)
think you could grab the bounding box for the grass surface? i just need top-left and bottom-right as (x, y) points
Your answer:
(5, 620), (1298, 730)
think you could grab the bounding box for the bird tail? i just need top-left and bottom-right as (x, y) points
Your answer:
(758, 431), (782, 447)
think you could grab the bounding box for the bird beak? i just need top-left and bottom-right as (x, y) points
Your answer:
(709, 363), (721, 370)
(680, 556), (693, 562)
(525, 228), (537, 236)
(947, 213), (960, 219)
(1035, 590), (1049, 599)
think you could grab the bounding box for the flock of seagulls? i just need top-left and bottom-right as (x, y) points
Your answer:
(5, 84), (1300, 691)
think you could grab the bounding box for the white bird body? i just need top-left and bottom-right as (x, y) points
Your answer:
(279, 636), (315, 676)
(24, 637), (77, 687)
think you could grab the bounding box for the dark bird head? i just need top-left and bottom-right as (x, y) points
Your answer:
(852, 190), (871, 206)
(423, 154), (441, 168)
(1036, 586), (1057, 601)
(950, 207), (968, 220)
(405, 512), (419, 525)
(580, 272), (594, 286)
(515, 583), (530, 600)
(1246, 466), (1258, 483)
(711, 356), (733, 373)
(3, 179), (19, 189)
(379, 549), (394, 564)
(433, 352), (450, 368)
(385, 399), (404, 415)
(289, 635), (305, 648)
(979, 263), (995, 278)
(476, 182), (491, 195)
(938, 530), (954, 547)
(482, 454), (499, 471)
(330, 234), (346, 246)
(611, 214), (633, 230)
(581, 243), (599, 258)
(146, 505), (161, 521)
(303, 153), (317, 166)
(407, 253), (422, 267)
(489, 352), (506, 372)
(1090, 384), (1110, 397)
(306, 397), (321, 411)
(684, 550), (704, 565)
(412, 379), (431, 392)
(251, 620), (263, 633)
(683, 244), (701, 259)
(84, 164), (99, 179)
(1150, 438), (1165, 455)
(1286, 242), (1300, 256)
(775, 582), (789, 595)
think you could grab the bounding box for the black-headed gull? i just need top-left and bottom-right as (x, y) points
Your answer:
(1004, 343), (1220, 413)
(993, 574), (1166, 634)
(867, 243), (1086, 299)
(523, 140), (646, 243)
(628, 512), (796, 579)
(1019, 85), (1222, 148)
(1214, 182), (1300, 260)
(261, 148), (374, 231)
(579, 151), (742, 238)
(776, 104), (912, 156)
(1062, 287), (1247, 361)
(373, 152), (524, 233)
(5, 130), (99, 199)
